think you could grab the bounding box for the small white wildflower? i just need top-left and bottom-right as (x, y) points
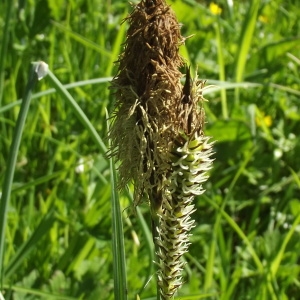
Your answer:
(75, 158), (85, 174)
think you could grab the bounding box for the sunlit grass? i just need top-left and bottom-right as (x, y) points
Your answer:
(0, 0), (300, 299)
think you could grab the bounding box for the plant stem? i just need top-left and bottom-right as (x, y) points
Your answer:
(109, 155), (128, 300)
(0, 0), (13, 106)
(151, 216), (161, 300)
(215, 20), (228, 119)
(0, 62), (43, 286)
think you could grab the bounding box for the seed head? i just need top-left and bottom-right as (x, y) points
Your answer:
(109, 1), (214, 298)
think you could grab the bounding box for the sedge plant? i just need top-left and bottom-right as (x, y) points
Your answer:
(109, 0), (214, 298)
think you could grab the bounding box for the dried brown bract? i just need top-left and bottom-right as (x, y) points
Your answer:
(110, 0), (185, 209)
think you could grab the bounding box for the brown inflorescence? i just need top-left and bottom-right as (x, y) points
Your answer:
(109, 0), (214, 299)
(110, 0), (186, 210)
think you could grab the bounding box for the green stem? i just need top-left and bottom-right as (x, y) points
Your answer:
(149, 194), (161, 300)
(109, 156), (128, 300)
(0, 62), (43, 285)
(0, 0), (13, 106)
(107, 112), (127, 300)
(0, 77), (112, 115)
(152, 218), (161, 300)
(205, 147), (256, 290)
(234, 0), (260, 106)
(215, 20), (228, 119)
(204, 196), (263, 272)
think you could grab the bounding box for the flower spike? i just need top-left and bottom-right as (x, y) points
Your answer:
(109, 1), (214, 298)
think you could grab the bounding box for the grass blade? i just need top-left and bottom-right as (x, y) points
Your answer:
(234, 0), (260, 104)
(0, 0), (13, 106)
(204, 195), (263, 272)
(0, 62), (47, 284)
(51, 21), (112, 58)
(0, 77), (112, 114)
(234, 0), (260, 82)
(109, 152), (127, 299)
(270, 213), (300, 277)
(4, 210), (56, 278)
(214, 20), (228, 119)
(3, 284), (78, 300)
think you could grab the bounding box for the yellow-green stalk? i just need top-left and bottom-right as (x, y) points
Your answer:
(109, 0), (213, 298)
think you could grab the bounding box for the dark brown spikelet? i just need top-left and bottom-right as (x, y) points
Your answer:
(110, 0), (184, 210)
(109, 0), (214, 299)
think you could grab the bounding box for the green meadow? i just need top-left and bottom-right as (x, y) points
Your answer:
(0, 0), (299, 299)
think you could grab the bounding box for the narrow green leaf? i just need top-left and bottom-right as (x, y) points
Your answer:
(0, 62), (46, 284)
(104, 11), (128, 77)
(109, 155), (127, 300)
(234, 0), (260, 104)
(270, 213), (300, 276)
(2, 284), (78, 300)
(204, 195), (263, 272)
(0, 0), (13, 106)
(51, 21), (112, 58)
(127, 191), (154, 297)
(234, 0), (260, 83)
(5, 210), (56, 278)
(107, 110), (127, 300)
(214, 20), (228, 119)
(0, 77), (112, 114)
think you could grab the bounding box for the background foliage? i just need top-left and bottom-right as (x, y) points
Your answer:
(0, 0), (299, 299)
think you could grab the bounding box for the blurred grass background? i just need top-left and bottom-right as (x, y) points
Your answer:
(0, 0), (300, 299)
